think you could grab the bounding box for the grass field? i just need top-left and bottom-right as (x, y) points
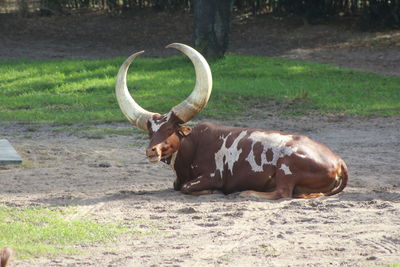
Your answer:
(0, 206), (139, 259)
(0, 55), (399, 124)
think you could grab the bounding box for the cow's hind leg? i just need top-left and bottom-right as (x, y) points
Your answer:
(188, 190), (218, 196)
(239, 190), (287, 200)
(240, 173), (296, 200)
(293, 192), (325, 199)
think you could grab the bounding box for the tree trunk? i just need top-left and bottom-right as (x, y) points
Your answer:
(192, 0), (234, 59)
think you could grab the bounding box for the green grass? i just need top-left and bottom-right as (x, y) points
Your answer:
(0, 55), (399, 124)
(0, 206), (134, 259)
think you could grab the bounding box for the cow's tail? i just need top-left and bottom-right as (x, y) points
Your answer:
(294, 160), (348, 199)
(1, 247), (12, 267)
(324, 160), (348, 197)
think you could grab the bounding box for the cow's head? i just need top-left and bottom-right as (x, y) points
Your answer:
(115, 43), (212, 163)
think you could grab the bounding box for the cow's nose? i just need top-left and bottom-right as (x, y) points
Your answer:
(146, 145), (162, 163)
(146, 146), (158, 156)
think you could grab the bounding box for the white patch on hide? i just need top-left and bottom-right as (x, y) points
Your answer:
(213, 131), (248, 178)
(280, 164), (292, 175)
(149, 111), (172, 132)
(245, 131), (297, 172)
(297, 153), (307, 158)
(183, 179), (201, 189)
(200, 127), (209, 133)
(190, 181), (200, 186)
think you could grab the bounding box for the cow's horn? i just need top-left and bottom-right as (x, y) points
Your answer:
(115, 50), (156, 131)
(166, 43), (212, 123)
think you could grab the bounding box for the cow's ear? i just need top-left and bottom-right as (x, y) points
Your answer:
(178, 126), (192, 137)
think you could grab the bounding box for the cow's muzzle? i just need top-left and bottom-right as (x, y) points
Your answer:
(146, 146), (162, 163)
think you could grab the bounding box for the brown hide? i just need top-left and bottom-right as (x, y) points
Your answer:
(115, 44), (348, 200)
(146, 114), (348, 200)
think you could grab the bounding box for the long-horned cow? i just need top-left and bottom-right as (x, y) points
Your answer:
(115, 43), (348, 200)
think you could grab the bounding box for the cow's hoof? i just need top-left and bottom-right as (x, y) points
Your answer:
(173, 181), (181, 191)
(180, 184), (191, 194)
(239, 190), (254, 198)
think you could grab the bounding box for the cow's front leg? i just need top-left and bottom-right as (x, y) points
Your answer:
(173, 179), (181, 191)
(181, 175), (222, 196)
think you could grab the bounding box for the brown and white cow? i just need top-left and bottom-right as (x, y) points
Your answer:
(115, 43), (348, 200)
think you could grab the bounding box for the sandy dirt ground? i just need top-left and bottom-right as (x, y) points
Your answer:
(1, 115), (399, 267)
(0, 11), (400, 267)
